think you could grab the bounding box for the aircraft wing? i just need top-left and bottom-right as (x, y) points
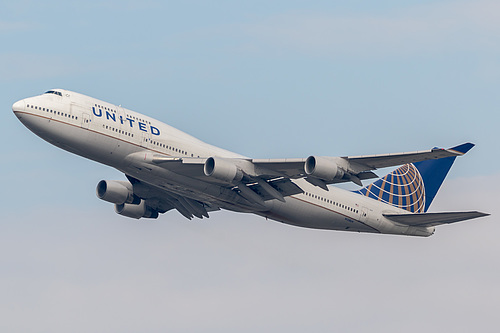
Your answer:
(342, 142), (473, 170)
(250, 143), (474, 187)
(150, 143), (472, 181)
(383, 211), (490, 228)
(138, 143), (473, 204)
(126, 175), (220, 220)
(253, 142), (473, 175)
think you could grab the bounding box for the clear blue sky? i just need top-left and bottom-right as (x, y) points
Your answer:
(1, 1), (499, 332)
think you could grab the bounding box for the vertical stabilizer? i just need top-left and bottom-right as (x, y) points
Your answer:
(356, 143), (474, 213)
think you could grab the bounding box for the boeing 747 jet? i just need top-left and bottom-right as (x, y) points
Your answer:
(13, 89), (489, 236)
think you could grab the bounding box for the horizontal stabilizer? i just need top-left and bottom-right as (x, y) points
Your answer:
(383, 211), (489, 227)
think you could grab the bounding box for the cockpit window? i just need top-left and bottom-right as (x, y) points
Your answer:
(44, 90), (63, 96)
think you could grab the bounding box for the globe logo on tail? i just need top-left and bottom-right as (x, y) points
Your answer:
(357, 163), (426, 213)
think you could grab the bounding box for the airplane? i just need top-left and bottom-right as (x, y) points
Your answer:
(12, 89), (489, 237)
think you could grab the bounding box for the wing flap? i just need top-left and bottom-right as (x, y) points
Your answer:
(247, 177), (304, 201)
(383, 211), (489, 227)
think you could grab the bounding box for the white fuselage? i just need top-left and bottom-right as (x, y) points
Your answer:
(13, 89), (434, 236)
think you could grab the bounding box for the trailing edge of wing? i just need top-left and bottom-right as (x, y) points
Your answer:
(383, 211), (489, 228)
(247, 177), (303, 201)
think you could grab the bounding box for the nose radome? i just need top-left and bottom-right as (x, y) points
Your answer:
(12, 99), (25, 113)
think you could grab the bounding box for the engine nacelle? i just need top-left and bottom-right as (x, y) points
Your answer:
(304, 156), (345, 181)
(204, 157), (243, 184)
(115, 200), (159, 219)
(96, 180), (140, 205)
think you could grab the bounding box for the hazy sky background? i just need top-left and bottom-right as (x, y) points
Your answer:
(1, 1), (499, 332)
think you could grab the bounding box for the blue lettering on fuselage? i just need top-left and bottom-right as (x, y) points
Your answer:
(151, 126), (160, 135)
(151, 125), (160, 135)
(92, 107), (160, 136)
(106, 111), (116, 121)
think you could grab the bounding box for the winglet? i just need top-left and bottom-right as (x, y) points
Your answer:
(448, 142), (474, 155)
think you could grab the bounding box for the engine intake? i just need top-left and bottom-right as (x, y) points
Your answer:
(204, 157), (243, 184)
(304, 156), (345, 181)
(96, 180), (140, 205)
(115, 200), (159, 219)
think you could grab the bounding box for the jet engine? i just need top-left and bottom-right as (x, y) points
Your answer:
(96, 180), (140, 205)
(304, 156), (345, 181)
(204, 157), (243, 184)
(115, 200), (159, 219)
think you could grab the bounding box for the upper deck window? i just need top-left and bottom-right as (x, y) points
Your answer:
(44, 90), (63, 97)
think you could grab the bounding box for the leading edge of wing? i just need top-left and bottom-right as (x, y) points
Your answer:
(383, 211), (489, 228)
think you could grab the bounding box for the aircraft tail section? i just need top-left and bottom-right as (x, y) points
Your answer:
(356, 143), (474, 213)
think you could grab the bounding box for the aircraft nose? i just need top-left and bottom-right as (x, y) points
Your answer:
(12, 99), (25, 113)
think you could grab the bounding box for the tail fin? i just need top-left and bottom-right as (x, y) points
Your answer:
(356, 143), (474, 213)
